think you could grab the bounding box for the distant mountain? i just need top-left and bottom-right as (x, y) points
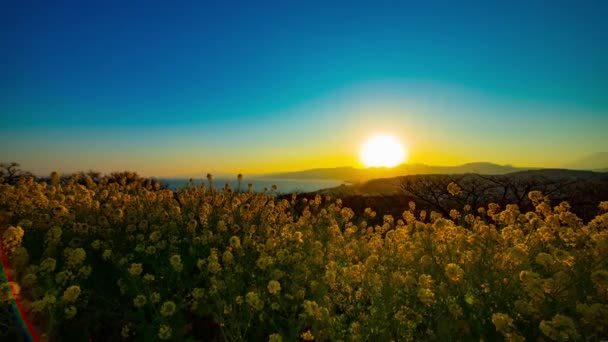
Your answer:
(262, 162), (532, 183)
(314, 168), (608, 197)
(261, 166), (362, 181)
(565, 152), (608, 170)
(402, 162), (525, 175)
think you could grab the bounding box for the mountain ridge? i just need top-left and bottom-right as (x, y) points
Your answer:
(169, 153), (608, 180)
(260, 162), (535, 182)
(311, 168), (608, 198)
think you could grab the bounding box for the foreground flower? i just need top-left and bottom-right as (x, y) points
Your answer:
(492, 313), (514, 333)
(267, 280), (281, 295)
(158, 324), (172, 340)
(418, 288), (436, 306)
(121, 323), (133, 338)
(245, 292), (264, 311)
(64, 306), (77, 319)
(2, 226), (24, 253)
(102, 249), (112, 260)
(301, 330), (314, 341)
(230, 236), (241, 249)
(128, 263), (143, 276)
(150, 292), (161, 304)
(62, 285), (81, 303)
(170, 254), (183, 272)
(40, 258), (57, 273)
(65, 248), (86, 268)
(133, 295), (147, 308)
(160, 301), (176, 317)
(445, 263), (464, 282)
(447, 182), (462, 196)
(268, 333), (283, 342)
(539, 314), (578, 341)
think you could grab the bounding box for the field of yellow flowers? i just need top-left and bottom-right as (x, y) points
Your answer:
(1, 172), (608, 341)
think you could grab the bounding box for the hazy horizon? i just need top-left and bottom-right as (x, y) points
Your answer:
(2, 1), (607, 176)
(10, 155), (608, 179)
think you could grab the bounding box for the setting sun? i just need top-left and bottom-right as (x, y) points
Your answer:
(360, 135), (408, 167)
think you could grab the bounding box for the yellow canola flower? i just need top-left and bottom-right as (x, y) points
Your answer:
(447, 182), (462, 196)
(21, 273), (37, 287)
(187, 218), (198, 232)
(535, 252), (554, 268)
(222, 250), (234, 265)
(2, 226), (24, 253)
(121, 324), (133, 338)
(268, 333), (283, 342)
(445, 263), (464, 282)
(133, 295), (147, 308)
(160, 301), (176, 317)
(418, 288), (436, 306)
(207, 258), (222, 274)
(39, 257), (57, 273)
(229, 236), (241, 249)
(303, 300), (325, 320)
(192, 288), (204, 300)
(63, 285), (81, 303)
(78, 265), (92, 279)
(170, 254), (183, 272)
(158, 324), (172, 340)
(150, 292), (161, 304)
(245, 292), (264, 311)
(539, 314), (578, 341)
(464, 293), (475, 305)
(149, 231), (162, 242)
(492, 313), (514, 333)
(528, 191), (546, 204)
(128, 263), (143, 276)
(102, 249), (112, 260)
(143, 274), (155, 282)
(65, 248), (86, 269)
(43, 294), (56, 305)
(267, 280), (281, 295)
(64, 306), (77, 319)
(418, 274), (434, 289)
(420, 255), (433, 268)
(90, 240), (101, 250)
(301, 330), (314, 341)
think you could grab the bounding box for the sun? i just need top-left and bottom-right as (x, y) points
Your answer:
(360, 135), (407, 167)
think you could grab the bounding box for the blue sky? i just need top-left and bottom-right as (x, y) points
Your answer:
(1, 0), (607, 176)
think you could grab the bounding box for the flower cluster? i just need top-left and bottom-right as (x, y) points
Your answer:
(1, 173), (607, 340)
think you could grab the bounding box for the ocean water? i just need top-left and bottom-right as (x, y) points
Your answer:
(160, 178), (345, 194)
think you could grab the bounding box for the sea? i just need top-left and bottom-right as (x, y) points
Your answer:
(159, 178), (345, 194)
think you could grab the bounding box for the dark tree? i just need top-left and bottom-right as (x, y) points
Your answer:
(0, 162), (33, 184)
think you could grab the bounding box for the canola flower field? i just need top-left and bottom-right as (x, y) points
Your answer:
(1, 172), (608, 341)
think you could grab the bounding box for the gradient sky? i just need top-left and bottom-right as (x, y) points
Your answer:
(1, 0), (607, 176)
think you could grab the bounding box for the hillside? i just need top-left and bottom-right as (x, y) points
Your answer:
(316, 169), (608, 196)
(299, 169), (608, 223)
(264, 162), (529, 182)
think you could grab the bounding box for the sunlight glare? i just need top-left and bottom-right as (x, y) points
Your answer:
(360, 135), (407, 167)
